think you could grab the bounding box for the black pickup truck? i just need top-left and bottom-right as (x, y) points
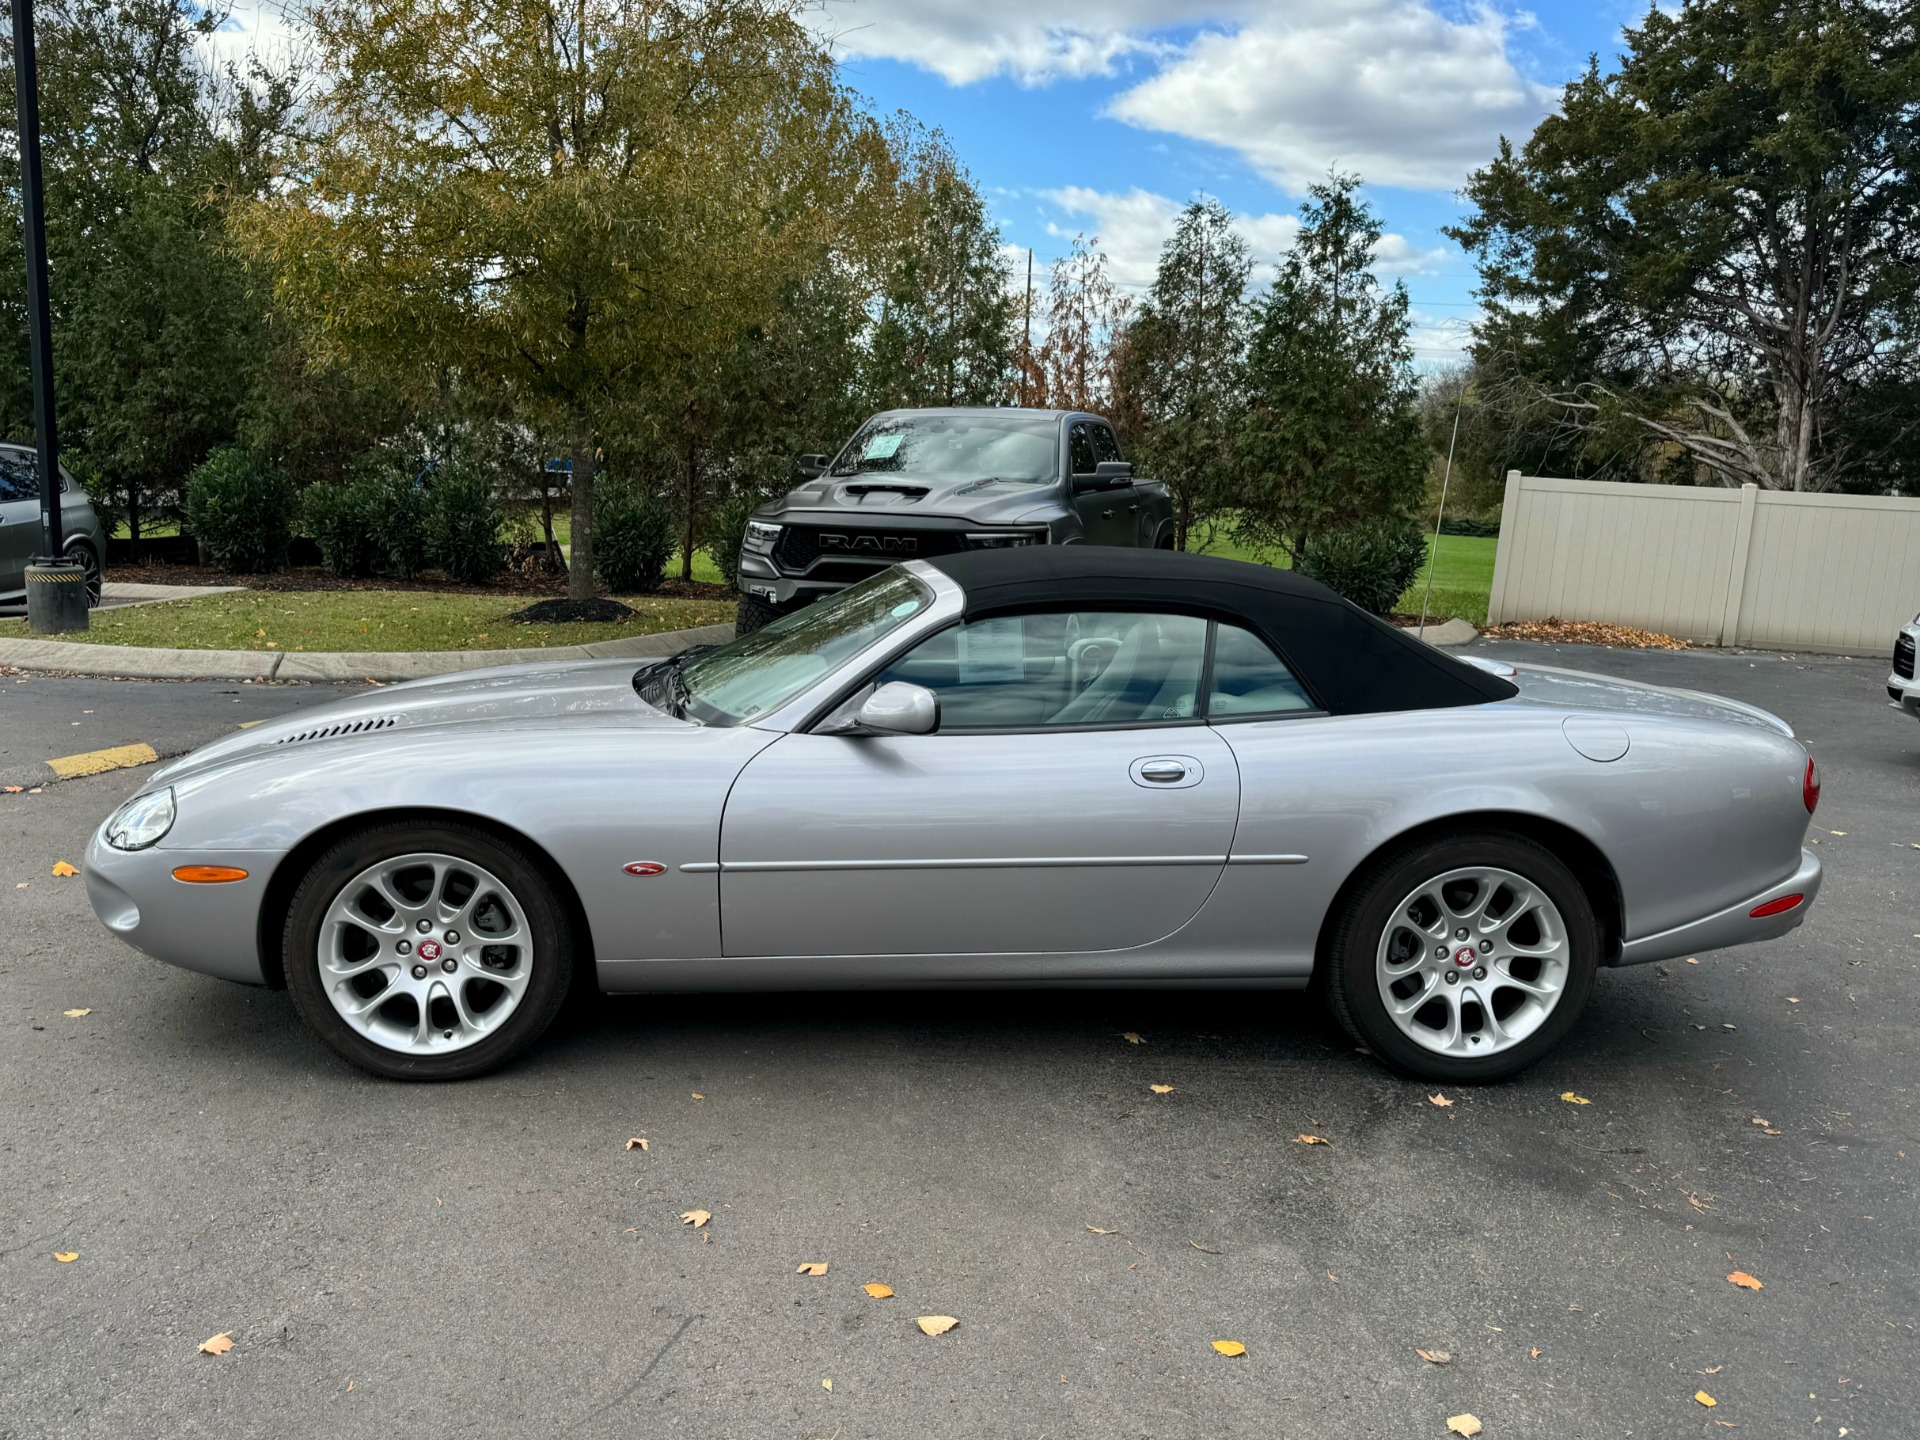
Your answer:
(733, 407), (1175, 633)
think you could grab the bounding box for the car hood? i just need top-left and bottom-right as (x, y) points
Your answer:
(762, 474), (1058, 527)
(1495, 661), (1794, 736)
(149, 656), (682, 787)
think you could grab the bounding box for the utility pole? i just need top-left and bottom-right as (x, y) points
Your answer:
(1018, 247), (1032, 408)
(11, 0), (86, 631)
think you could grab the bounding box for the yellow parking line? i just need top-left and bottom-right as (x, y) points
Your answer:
(46, 743), (159, 779)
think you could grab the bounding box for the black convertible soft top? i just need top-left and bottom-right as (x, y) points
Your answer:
(924, 546), (1516, 715)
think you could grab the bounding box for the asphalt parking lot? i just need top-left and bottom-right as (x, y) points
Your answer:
(3, 642), (1917, 1439)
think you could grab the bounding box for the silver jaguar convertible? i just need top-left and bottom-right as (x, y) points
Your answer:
(84, 548), (1823, 1083)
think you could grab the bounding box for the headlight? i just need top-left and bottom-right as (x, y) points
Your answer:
(104, 787), (175, 851)
(744, 521), (782, 551)
(963, 531), (1043, 549)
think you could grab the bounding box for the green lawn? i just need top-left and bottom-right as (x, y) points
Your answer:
(1193, 529), (1496, 625)
(0, 589), (737, 652)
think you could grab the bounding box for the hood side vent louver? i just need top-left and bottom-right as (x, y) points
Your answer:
(276, 715), (400, 746)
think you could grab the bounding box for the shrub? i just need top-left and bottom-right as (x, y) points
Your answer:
(1439, 515), (1500, 537)
(360, 469), (430, 579)
(709, 490), (764, 588)
(1298, 515), (1428, 616)
(301, 479), (377, 578)
(595, 481), (675, 593)
(184, 448), (294, 574)
(427, 463), (503, 584)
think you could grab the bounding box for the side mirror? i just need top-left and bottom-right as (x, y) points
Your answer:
(838, 681), (939, 736)
(795, 453), (830, 480)
(1095, 460), (1134, 482)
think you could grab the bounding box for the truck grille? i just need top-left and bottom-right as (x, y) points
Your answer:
(772, 524), (973, 577)
(1896, 632), (1915, 680)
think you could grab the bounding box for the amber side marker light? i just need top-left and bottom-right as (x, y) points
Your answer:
(171, 866), (250, 884)
(1749, 894), (1804, 919)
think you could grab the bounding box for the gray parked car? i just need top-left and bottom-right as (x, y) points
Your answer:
(0, 444), (105, 607)
(85, 547), (1821, 1085)
(734, 407), (1173, 633)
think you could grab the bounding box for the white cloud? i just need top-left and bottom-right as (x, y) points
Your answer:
(817, 0), (1230, 86)
(1106, 4), (1556, 191)
(819, 1), (1553, 193)
(1039, 185), (1445, 294)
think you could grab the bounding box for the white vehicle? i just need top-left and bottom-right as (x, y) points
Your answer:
(1890, 615), (1919, 720)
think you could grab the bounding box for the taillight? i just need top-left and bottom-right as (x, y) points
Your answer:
(1803, 756), (1820, 814)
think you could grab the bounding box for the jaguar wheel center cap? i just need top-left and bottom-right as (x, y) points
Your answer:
(1453, 946), (1478, 968)
(417, 940), (443, 963)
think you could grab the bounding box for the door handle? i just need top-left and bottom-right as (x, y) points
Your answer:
(1138, 760), (1186, 783)
(1131, 755), (1203, 788)
(1100, 508), (1115, 519)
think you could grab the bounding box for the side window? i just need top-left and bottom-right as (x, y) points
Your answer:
(1067, 422), (1097, 476)
(0, 458), (34, 503)
(1208, 625), (1314, 717)
(1090, 425), (1124, 466)
(869, 611), (1208, 730)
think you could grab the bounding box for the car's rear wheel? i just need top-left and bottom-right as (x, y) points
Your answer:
(734, 592), (785, 635)
(1322, 830), (1599, 1082)
(283, 821), (575, 1080)
(68, 543), (102, 607)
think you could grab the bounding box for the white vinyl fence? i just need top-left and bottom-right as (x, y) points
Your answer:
(1487, 472), (1920, 653)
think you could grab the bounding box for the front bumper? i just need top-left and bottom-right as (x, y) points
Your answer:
(1888, 673), (1919, 720)
(735, 552), (848, 609)
(1615, 846), (1823, 966)
(85, 825), (278, 985)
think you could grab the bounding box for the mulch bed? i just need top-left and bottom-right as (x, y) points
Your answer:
(1483, 618), (1693, 650)
(110, 561), (733, 603)
(505, 597), (637, 625)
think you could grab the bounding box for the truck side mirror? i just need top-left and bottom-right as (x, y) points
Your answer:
(795, 453), (830, 480)
(1094, 460), (1134, 482)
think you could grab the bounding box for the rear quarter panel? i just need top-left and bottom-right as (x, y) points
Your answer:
(1196, 702), (1810, 971)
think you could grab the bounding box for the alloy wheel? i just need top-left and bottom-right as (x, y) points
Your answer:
(318, 852), (533, 1055)
(1374, 865), (1570, 1059)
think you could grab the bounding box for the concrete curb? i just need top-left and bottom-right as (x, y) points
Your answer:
(0, 622), (737, 682)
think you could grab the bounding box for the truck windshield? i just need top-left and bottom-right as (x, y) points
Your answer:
(830, 414), (1057, 483)
(677, 569), (933, 726)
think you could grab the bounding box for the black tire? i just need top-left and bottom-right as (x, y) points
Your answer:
(283, 821), (576, 1081)
(1322, 829), (1599, 1083)
(734, 592), (785, 635)
(68, 542), (102, 607)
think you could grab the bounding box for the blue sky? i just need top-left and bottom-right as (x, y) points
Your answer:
(819, 0), (1657, 365)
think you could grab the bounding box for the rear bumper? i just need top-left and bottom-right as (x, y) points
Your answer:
(1615, 847), (1822, 966)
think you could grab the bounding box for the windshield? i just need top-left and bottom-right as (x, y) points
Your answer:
(677, 569), (934, 725)
(830, 413), (1058, 483)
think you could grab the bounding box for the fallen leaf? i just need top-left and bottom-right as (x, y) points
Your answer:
(821, 1378), (832, 1391)
(680, 1209), (711, 1228)
(1828, 830), (1846, 836)
(198, 1333), (234, 1356)
(1787, 997), (1800, 1003)
(796, 1262), (829, 1276)
(1701, 1366), (1723, 1374)
(915, 1315), (958, 1336)
(1210, 1340), (1246, 1357)
(1085, 1226), (1117, 1235)
(1428, 1093), (1453, 1108)
(1529, 1347), (1543, 1359)
(1123, 1031), (1145, 1044)
(1446, 1414), (1483, 1437)
(62, 1008), (91, 1018)
(1727, 1270), (1762, 1290)
(1148, 1083), (1174, 1094)
(1415, 1348), (1452, 1365)
(1560, 1092), (1591, 1105)
(2, 785), (22, 793)
(1696, 1390), (1717, 1407)
(1750, 1117), (1769, 1126)
(51, 861), (78, 877)
(625, 1137), (649, 1151)
(863, 1283), (893, 1299)
(690, 1092), (705, 1100)
(1722, 1023), (1737, 1031)
(1292, 1133), (1330, 1145)
(1764, 1128), (1782, 1136)
(54, 1251), (77, 1263)
(1686, 957), (1699, 964)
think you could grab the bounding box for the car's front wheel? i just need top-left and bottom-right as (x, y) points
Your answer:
(1322, 830), (1599, 1082)
(283, 821), (576, 1081)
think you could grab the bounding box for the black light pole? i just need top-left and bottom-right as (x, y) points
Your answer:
(11, 0), (85, 632)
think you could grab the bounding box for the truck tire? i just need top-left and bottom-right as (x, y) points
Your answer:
(735, 593), (785, 636)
